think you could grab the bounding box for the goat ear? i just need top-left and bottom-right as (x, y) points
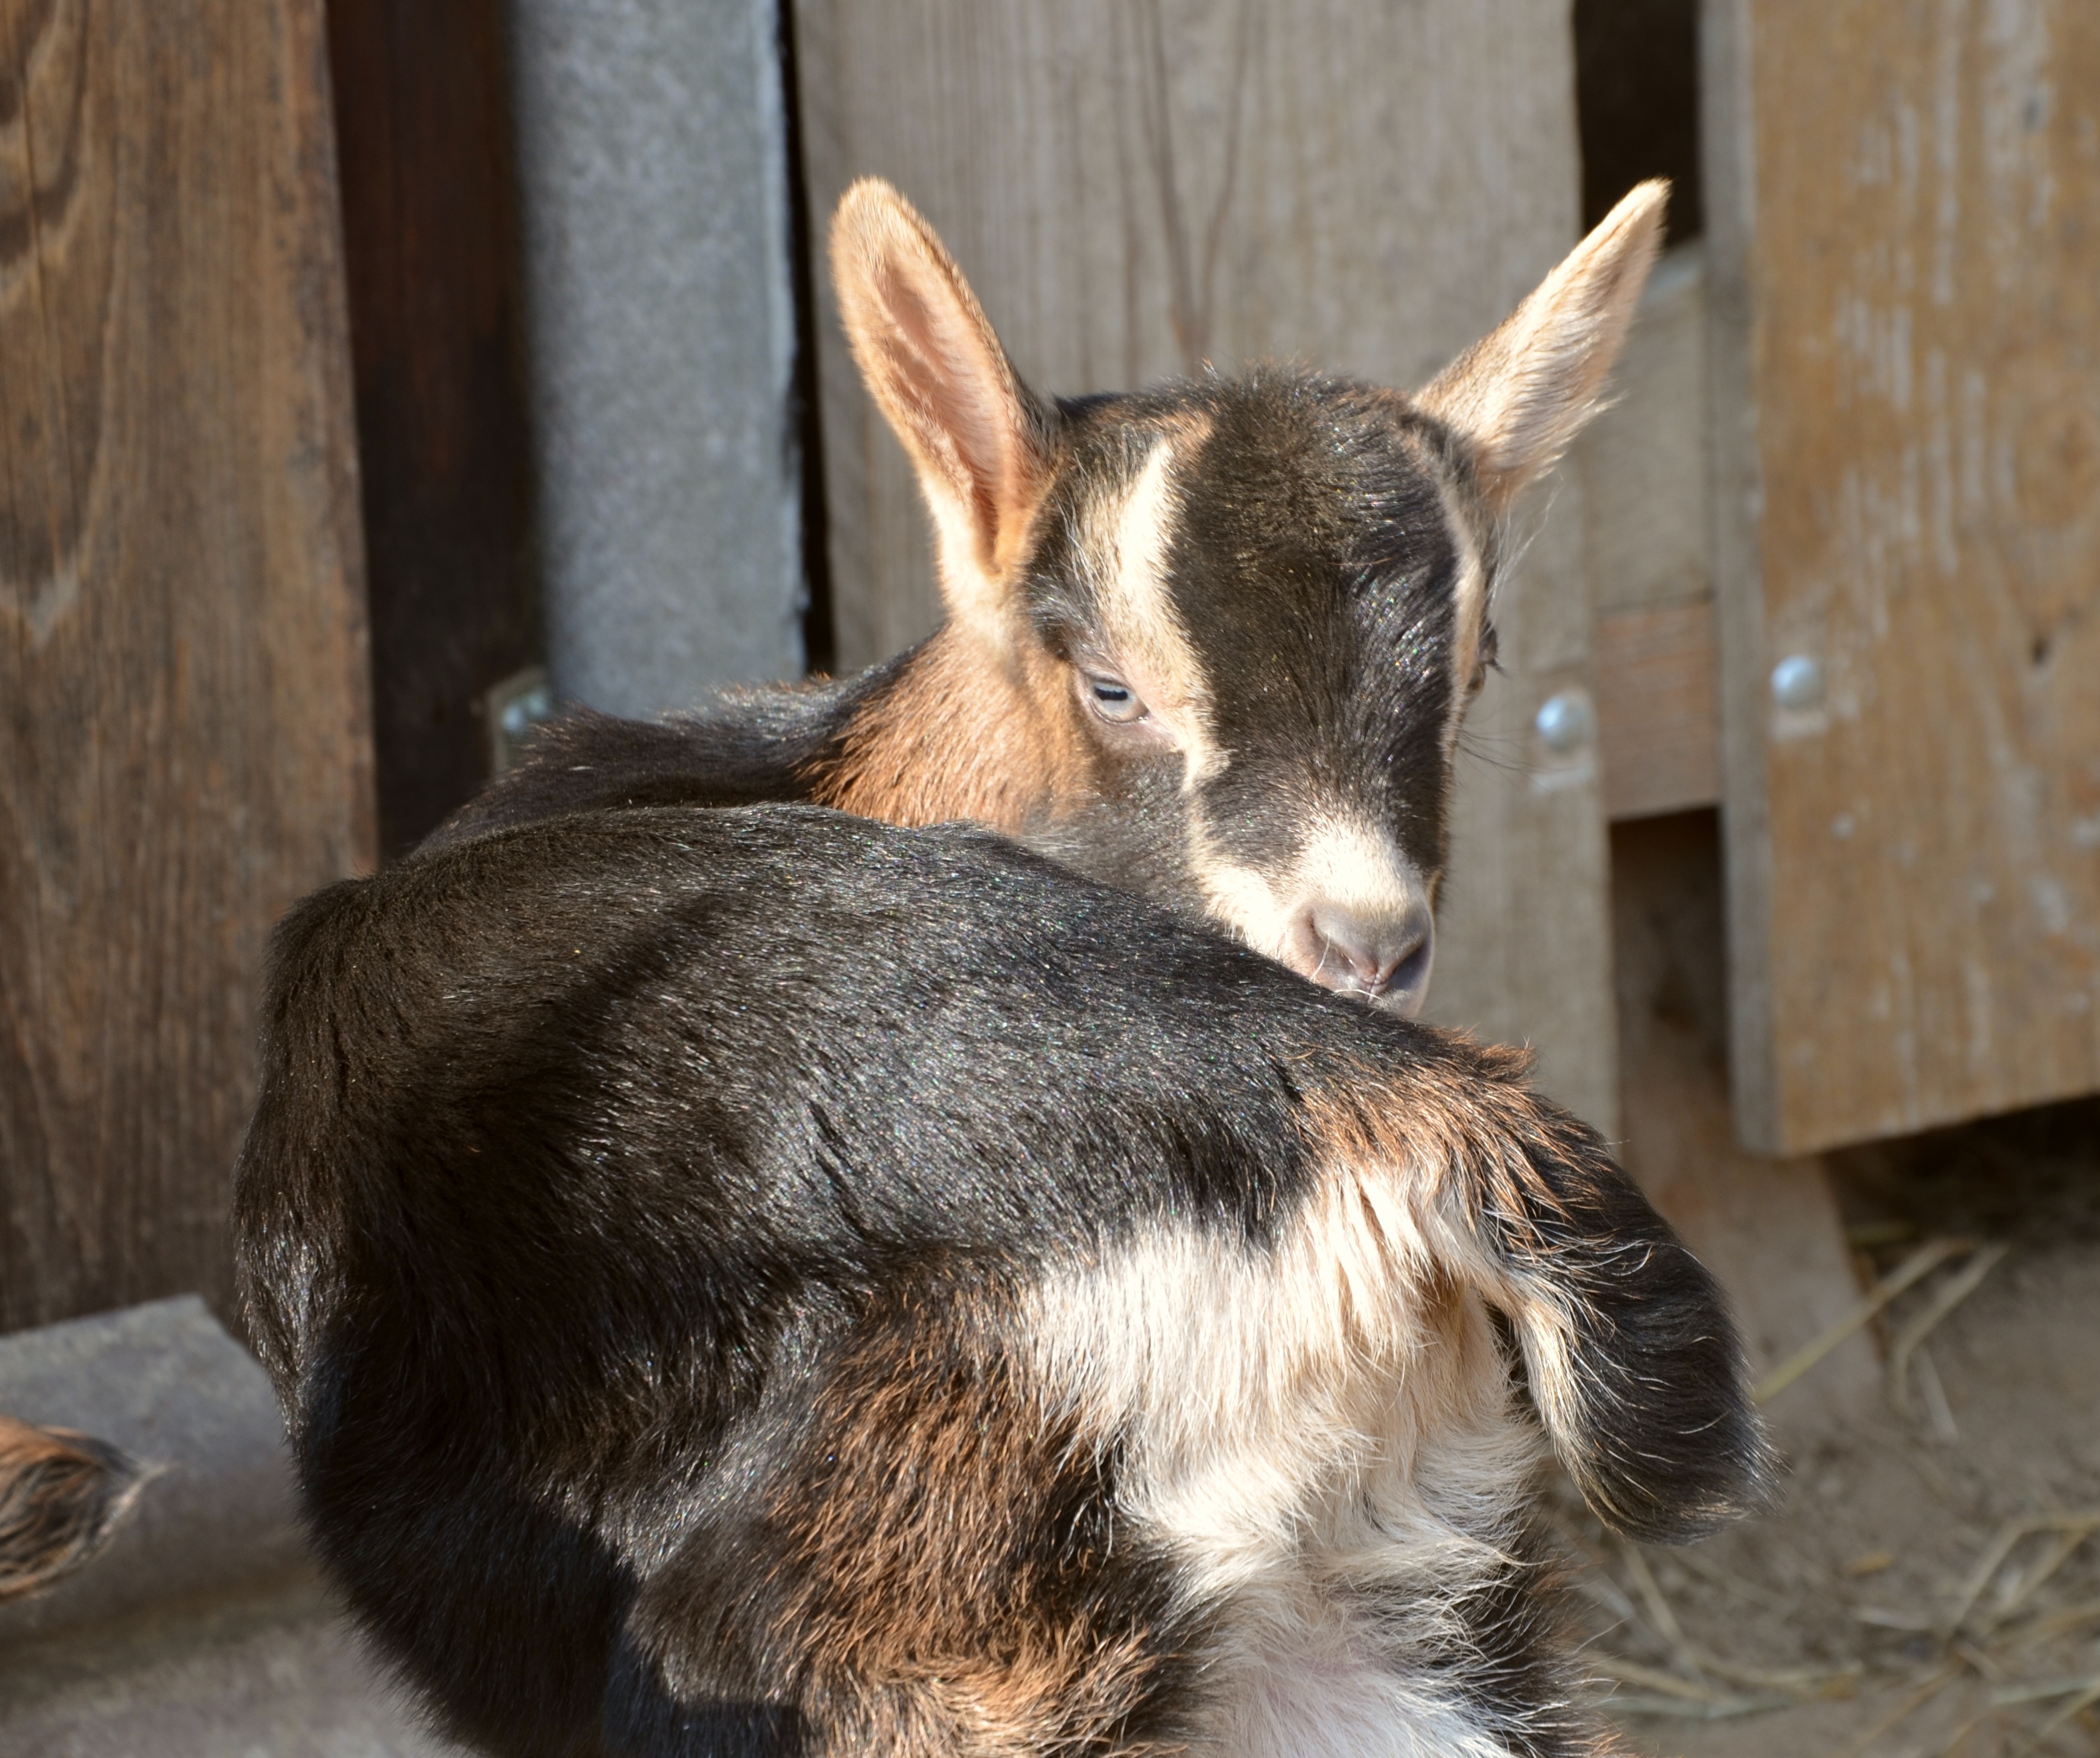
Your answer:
(831, 180), (1055, 627)
(1416, 180), (1669, 514)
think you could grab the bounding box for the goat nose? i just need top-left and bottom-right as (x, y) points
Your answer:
(1297, 903), (1436, 1017)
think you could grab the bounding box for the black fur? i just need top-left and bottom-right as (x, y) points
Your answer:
(236, 805), (1766, 1757)
(422, 674), (879, 852)
(423, 370), (1485, 945)
(1052, 374), (1466, 892)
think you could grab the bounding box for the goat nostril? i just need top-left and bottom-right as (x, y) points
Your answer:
(1382, 933), (1433, 1011)
(1300, 905), (1434, 1007)
(1317, 929), (1385, 989)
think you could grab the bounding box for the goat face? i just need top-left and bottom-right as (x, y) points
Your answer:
(829, 179), (1665, 1016)
(1019, 377), (1469, 1015)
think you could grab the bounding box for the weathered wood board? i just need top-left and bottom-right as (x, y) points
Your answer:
(793, 0), (1621, 1127)
(1578, 247), (1867, 1435)
(0, 0), (374, 1332)
(1576, 243), (1722, 821)
(1706, 0), (2100, 1154)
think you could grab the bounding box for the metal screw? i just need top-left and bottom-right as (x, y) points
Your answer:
(1771, 654), (1824, 710)
(501, 684), (553, 738)
(1534, 691), (1593, 752)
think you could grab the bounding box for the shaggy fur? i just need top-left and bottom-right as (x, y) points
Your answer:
(0, 1413), (145, 1603)
(236, 807), (1770, 1757)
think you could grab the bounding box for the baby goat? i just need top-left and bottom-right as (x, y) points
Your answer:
(438, 177), (1669, 1018)
(237, 805), (1768, 1758)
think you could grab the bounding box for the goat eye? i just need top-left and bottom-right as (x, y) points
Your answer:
(1081, 672), (1148, 725)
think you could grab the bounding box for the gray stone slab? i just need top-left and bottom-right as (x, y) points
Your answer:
(0, 1580), (463, 1758)
(510, 0), (806, 715)
(0, 1297), (303, 1646)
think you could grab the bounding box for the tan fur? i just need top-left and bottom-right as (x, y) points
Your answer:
(831, 181), (1057, 634)
(762, 1300), (1180, 1757)
(1415, 181), (1669, 512)
(1012, 1063), (1580, 1756)
(1421, 457), (1497, 768)
(810, 625), (1087, 833)
(0, 1413), (145, 1603)
(1188, 814), (1436, 1008)
(1295, 1063), (1593, 1492)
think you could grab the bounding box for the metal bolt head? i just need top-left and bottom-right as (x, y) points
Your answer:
(1771, 654), (1825, 710)
(501, 684), (554, 738)
(1534, 690), (1594, 753)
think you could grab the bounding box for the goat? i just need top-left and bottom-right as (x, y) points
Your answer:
(0, 1413), (144, 1603)
(236, 804), (1769, 1758)
(434, 177), (1670, 1020)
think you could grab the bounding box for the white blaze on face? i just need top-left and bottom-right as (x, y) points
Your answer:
(1076, 425), (1227, 784)
(1080, 424), (1450, 1017)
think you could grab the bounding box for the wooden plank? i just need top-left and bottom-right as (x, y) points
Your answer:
(0, 0), (374, 1332)
(792, 0), (1621, 1128)
(1579, 245), (1709, 622)
(1596, 600), (1720, 820)
(1706, 0), (2100, 1153)
(326, 0), (542, 857)
(1574, 242), (1722, 820)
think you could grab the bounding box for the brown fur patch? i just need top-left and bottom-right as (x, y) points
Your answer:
(0, 1413), (146, 1602)
(1294, 1040), (1551, 1240)
(810, 626), (1089, 835)
(762, 1290), (1192, 1757)
(1296, 1045), (1772, 1544)
(1292, 1044), (1600, 1449)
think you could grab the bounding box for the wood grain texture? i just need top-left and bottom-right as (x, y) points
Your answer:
(1596, 600), (1719, 820)
(327, 0), (542, 857)
(1574, 241), (1720, 820)
(1579, 243), (1708, 620)
(1706, 0), (2100, 1152)
(793, 0), (1622, 1127)
(0, 0), (374, 1332)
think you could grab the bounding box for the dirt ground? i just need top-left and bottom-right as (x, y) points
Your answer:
(1571, 1097), (2100, 1758)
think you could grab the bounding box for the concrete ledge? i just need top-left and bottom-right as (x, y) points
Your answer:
(0, 1297), (307, 1645)
(0, 1577), (460, 1758)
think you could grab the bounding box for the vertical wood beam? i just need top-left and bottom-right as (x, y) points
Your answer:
(0, 0), (374, 1331)
(1707, 0), (2100, 1152)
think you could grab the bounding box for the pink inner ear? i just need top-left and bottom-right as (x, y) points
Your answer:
(876, 261), (1013, 552)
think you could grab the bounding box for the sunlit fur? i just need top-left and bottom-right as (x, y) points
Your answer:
(236, 807), (1771, 1758)
(434, 181), (1668, 1026)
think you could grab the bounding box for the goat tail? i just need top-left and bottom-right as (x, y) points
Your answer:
(1304, 1040), (1776, 1544)
(0, 1413), (148, 1603)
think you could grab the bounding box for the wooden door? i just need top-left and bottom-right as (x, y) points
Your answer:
(1706, 0), (2100, 1153)
(793, 0), (1622, 1128)
(0, 0), (374, 1330)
